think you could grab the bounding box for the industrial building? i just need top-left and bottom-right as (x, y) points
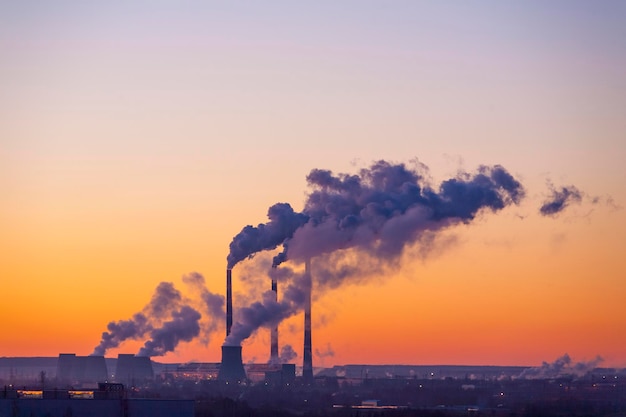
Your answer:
(0, 383), (194, 417)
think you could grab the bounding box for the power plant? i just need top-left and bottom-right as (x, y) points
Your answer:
(53, 265), (306, 387)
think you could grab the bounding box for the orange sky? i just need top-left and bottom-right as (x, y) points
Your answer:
(1, 2), (625, 368)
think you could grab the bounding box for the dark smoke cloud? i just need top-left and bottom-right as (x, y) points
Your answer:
(286, 162), (524, 263)
(228, 160), (524, 271)
(225, 160), (526, 346)
(182, 272), (225, 333)
(91, 313), (150, 356)
(539, 182), (583, 216)
(92, 282), (183, 356)
(518, 354), (603, 379)
(315, 342), (335, 359)
(225, 274), (308, 346)
(138, 306), (202, 357)
(227, 203), (309, 269)
(93, 273), (223, 357)
(146, 282), (183, 319)
(280, 344), (298, 363)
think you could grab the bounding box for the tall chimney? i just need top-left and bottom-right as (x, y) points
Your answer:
(302, 259), (313, 382)
(270, 278), (279, 363)
(226, 269), (233, 337)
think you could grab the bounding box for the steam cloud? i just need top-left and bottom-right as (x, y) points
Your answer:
(315, 342), (335, 359)
(518, 354), (603, 379)
(137, 306), (201, 357)
(224, 270), (308, 346)
(280, 344), (298, 362)
(539, 182), (583, 216)
(228, 160), (524, 270)
(227, 203), (308, 269)
(225, 160), (526, 345)
(92, 273), (223, 357)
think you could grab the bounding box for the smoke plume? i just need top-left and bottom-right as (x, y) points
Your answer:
(182, 272), (225, 334)
(227, 160), (524, 271)
(224, 160), (525, 345)
(138, 306), (202, 357)
(224, 270), (308, 346)
(227, 203), (308, 269)
(285, 161), (524, 263)
(539, 182), (583, 216)
(280, 344), (298, 362)
(518, 354), (603, 379)
(92, 282), (183, 356)
(91, 313), (150, 357)
(315, 342), (335, 359)
(92, 273), (223, 357)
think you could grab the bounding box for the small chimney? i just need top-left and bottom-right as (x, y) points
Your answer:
(218, 345), (246, 383)
(226, 269), (233, 337)
(302, 259), (313, 382)
(270, 279), (279, 363)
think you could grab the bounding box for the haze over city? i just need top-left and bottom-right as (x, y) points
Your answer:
(1, 0), (625, 373)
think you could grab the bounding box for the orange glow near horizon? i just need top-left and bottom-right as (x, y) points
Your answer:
(2, 195), (625, 368)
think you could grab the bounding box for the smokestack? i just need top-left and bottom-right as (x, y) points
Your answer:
(226, 269), (233, 337)
(217, 345), (247, 383)
(302, 259), (313, 382)
(270, 279), (279, 363)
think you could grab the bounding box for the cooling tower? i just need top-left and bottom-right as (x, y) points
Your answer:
(217, 345), (246, 382)
(226, 269), (233, 337)
(302, 259), (313, 382)
(115, 354), (154, 385)
(57, 354), (107, 384)
(56, 354), (76, 382)
(270, 279), (279, 363)
(80, 355), (108, 383)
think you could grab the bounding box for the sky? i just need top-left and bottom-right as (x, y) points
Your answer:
(1, 1), (625, 368)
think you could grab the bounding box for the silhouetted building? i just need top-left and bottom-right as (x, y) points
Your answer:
(217, 346), (246, 383)
(0, 383), (194, 417)
(56, 354), (107, 386)
(115, 354), (153, 385)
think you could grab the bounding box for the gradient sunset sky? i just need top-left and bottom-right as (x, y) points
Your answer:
(2, 1), (625, 368)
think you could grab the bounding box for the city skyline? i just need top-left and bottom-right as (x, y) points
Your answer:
(1, 1), (625, 368)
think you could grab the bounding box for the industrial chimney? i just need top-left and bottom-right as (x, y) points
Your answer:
(226, 269), (233, 337)
(219, 268), (247, 382)
(302, 259), (313, 382)
(270, 278), (279, 364)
